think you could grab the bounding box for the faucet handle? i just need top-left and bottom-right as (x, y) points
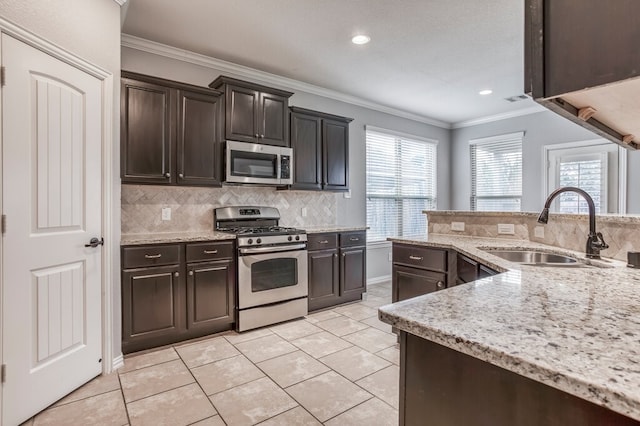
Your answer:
(594, 232), (609, 249)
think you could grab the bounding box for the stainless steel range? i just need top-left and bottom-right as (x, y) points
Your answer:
(215, 206), (308, 332)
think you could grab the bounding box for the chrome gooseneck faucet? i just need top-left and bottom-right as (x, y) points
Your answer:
(537, 186), (608, 259)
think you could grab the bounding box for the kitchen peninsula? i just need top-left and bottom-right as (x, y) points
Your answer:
(380, 231), (640, 425)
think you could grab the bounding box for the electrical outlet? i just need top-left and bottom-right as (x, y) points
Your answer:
(451, 222), (465, 231)
(301, 207), (307, 217)
(497, 223), (515, 235)
(161, 207), (171, 221)
(343, 191), (352, 199)
(534, 226), (545, 239)
(388, 252), (393, 262)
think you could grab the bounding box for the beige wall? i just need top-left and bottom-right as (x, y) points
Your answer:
(1, 0), (123, 362)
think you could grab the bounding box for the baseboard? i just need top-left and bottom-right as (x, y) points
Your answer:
(367, 275), (392, 286)
(112, 353), (124, 371)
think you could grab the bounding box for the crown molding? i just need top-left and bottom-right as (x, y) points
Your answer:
(451, 104), (546, 129)
(121, 34), (451, 129)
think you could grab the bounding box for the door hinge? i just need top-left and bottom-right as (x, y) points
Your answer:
(1, 66), (5, 87)
(1, 215), (5, 235)
(1, 364), (6, 383)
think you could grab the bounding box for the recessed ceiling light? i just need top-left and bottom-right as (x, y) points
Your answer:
(351, 35), (371, 45)
(479, 89), (493, 95)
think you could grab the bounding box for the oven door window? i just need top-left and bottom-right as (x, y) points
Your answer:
(251, 258), (298, 292)
(231, 151), (277, 179)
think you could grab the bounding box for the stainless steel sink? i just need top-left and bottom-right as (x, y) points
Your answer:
(484, 250), (580, 266)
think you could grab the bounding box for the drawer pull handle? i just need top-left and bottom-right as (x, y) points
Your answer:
(319, 240), (329, 244)
(409, 255), (423, 261)
(349, 237), (359, 241)
(203, 249), (218, 254)
(144, 254), (162, 259)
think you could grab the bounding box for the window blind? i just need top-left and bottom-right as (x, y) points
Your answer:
(557, 154), (606, 213)
(366, 128), (437, 243)
(470, 133), (523, 211)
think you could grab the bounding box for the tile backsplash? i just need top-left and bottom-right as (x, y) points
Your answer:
(122, 185), (337, 234)
(426, 211), (640, 262)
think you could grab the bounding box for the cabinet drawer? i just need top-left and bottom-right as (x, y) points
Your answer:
(393, 244), (447, 272)
(122, 244), (181, 269)
(186, 241), (234, 262)
(339, 231), (366, 247)
(307, 233), (338, 251)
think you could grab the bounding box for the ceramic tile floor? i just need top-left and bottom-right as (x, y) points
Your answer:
(22, 281), (399, 426)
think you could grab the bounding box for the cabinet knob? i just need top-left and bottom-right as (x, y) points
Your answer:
(260, 134), (264, 138)
(342, 253), (346, 257)
(255, 133), (259, 138)
(164, 172), (171, 178)
(334, 253), (338, 258)
(189, 270), (194, 276)
(174, 272), (180, 278)
(178, 173), (184, 179)
(436, 281), (445, 289)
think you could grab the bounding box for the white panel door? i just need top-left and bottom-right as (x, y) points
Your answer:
(1, 34), (103, 425)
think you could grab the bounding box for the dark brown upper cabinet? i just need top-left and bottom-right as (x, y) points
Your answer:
(121, 71), (223, 186)
(209, 76), (293, 147)
(525, 0), (640, 149)
(289, 107), (353, 191)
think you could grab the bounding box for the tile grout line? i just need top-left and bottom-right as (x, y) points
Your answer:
(117, 371), (133, 426)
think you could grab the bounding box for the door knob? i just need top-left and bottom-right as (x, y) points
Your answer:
(84, 237), (104, 248)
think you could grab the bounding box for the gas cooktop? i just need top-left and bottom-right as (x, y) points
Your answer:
(218, 225), (305, 236)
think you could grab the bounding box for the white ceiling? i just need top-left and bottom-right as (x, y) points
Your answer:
(121, 0), (542, 126)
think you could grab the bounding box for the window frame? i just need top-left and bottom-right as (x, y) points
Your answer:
(469, 131), (524, 212)
(365, 125), (438, 244)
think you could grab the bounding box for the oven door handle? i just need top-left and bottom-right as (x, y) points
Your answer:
(239, 243), (307, 255)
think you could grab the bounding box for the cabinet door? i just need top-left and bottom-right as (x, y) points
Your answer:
(322, 119), (349, 190)
(226, 84), (259, 143)
(456, 253), (479, 285)
(121, 78), (174, 184)
(176, 89), (223, 186)
(122, 265), (183, 354)
(340, 246), (366, 301)
(392, 265), (445, 303)
(290, 112), (322, 190)
(308, 248), (340, 311)
(186, 259), (235, 335)
(259, 92), (289, 146)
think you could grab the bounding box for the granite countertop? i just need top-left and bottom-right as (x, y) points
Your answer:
(379, 234), (640, 421)
(121, 231), (236, 246)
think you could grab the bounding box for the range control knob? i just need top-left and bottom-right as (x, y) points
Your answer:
(247, 239), (253, 245)
(256, 238), (262, 244)
(295, 235), (300, 241)
(288, 236), (293, 241)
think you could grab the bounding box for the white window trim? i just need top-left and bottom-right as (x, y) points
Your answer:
(542, 139), (627, 213)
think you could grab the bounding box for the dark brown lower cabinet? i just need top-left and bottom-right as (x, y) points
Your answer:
(393, 265), (445, 301)
(122, 265), (184, 354)
(455, 252), (499, 285)
(186, 259), (235, 334)
(122, 240), (235, 354)
(400, 332), (639, 426)
(308, 248), (340, 311)
(307, 231), (366, 311)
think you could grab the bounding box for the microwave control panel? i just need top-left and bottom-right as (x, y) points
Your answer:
(281, 155), (291, 179)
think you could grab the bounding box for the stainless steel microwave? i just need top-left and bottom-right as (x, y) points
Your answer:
(226, 141), (293, 185)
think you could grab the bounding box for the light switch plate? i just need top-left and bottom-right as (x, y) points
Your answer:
(451, 222), (465, 231)
(497, 223), (515, 235)
(534, 226), (545, 238)
(161, 207), (171, 221)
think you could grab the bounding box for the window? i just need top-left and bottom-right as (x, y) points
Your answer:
(545, 140), (623, 214)
(470, 132), (523, 211)
(366, 127), (437, 243)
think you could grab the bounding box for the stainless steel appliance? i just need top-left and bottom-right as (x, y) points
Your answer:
(225, 141), (293, 185)
(215, 206), (307, 331)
